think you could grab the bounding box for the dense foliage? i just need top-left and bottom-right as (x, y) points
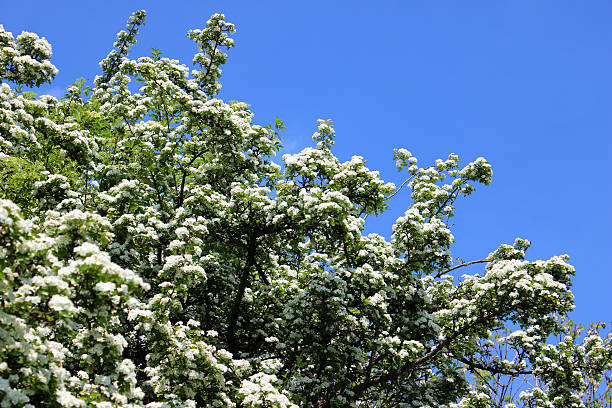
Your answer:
(1, 11), (611, 407)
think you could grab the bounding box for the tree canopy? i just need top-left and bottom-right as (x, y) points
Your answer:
(0, 10), (610, 408)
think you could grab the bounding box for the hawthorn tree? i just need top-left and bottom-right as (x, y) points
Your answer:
(1, 10), (611, 408)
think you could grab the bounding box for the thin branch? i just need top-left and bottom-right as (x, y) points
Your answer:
(387, 174), (416, 201)
(432, 185), (461, 218)
(363, 174), (415, 221)
(454, 354), (533, 376)
(175, 148), (208, 209)
(433, 259), (489, 279)
(353, 309), (501, 398)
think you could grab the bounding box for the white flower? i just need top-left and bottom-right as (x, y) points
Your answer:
(94, 281), (116, 293)
(74, 242), (99, 256)
(186, 319), (200, 327)
(175, 226), (189, 238)
(56, 390), (85, 407)
(48, 295), (76, 313)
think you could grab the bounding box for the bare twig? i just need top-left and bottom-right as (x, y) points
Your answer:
(433, 259), (489, 279)
(363, 174), (415, 221)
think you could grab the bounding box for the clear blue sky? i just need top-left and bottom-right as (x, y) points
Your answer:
(3, 1), (611, 324)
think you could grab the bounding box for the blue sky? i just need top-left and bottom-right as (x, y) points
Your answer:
(3, 1), (611, 323)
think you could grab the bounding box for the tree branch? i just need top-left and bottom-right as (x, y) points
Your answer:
(226, 234), (257, 352)
(433, 259), (489, 279)
(453, 353), (533, 376)
(363, 174), (415, 221)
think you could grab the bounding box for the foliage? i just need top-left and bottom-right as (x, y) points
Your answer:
(0, 11), (611, 408)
